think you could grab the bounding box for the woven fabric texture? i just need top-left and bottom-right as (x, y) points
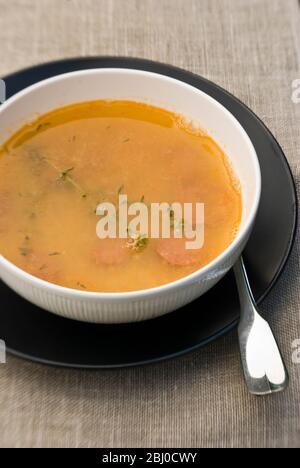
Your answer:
(0, 0), (299, 448)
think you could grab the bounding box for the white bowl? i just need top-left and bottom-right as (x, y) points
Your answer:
(0, 69), (261, 323)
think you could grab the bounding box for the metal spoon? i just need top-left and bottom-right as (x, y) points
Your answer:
(233, 257), (288, 395)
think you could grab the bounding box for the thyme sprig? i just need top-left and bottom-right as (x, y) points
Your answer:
(55, 165), (87, 197)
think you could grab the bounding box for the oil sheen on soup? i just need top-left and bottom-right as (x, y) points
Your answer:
(0, 100), (242, 292)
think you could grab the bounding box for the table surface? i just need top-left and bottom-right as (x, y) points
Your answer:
(0, 0), (299, 449)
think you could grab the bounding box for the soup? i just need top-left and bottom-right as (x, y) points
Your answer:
(0, 100), (241, 292)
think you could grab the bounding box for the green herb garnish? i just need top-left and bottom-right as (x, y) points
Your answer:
(36, 122), (51, 132)
(127, 234), (148, 251)
(59, 167), (74, 181)
(118, 184), (124, 195)
(55, 165), (86, 196)
(168, 206), (184, 231)
(19, 247), (31, 257)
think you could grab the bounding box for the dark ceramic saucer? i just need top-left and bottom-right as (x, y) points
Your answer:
(0, 57), (297, 368)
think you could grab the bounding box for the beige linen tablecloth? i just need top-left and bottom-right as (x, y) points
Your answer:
(0, 0), (299, 448)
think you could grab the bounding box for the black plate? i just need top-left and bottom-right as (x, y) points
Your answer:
(0, 57), (297, 368)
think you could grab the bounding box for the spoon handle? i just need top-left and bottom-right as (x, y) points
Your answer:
(233, 257), (289, 395)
